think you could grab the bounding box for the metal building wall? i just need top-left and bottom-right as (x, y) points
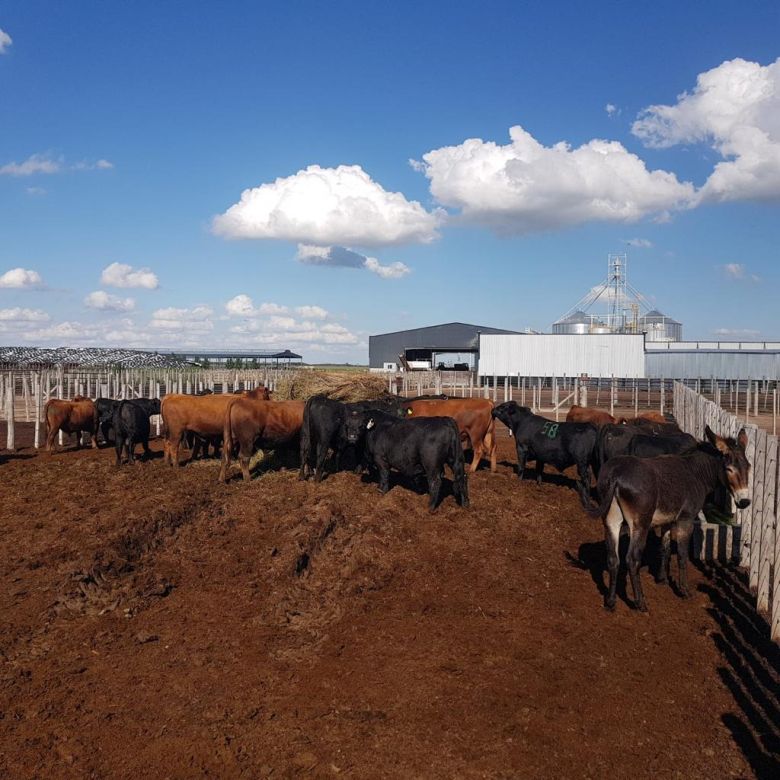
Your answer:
(478, 334), (646, 377)
(646, 350), (780, 379)
(369, 322), (518, 368)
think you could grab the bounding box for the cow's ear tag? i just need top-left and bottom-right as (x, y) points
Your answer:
(407, 408), (413, 415)
(367, 418), (375, 430)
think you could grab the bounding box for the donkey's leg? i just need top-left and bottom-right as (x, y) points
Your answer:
(604, 498), (623, 611)
(627, 521), (650, 613)
(657, 528), (672, 584)
(675, 519), (694, 598)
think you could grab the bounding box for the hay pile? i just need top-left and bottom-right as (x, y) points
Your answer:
(273, 371), (389, 402)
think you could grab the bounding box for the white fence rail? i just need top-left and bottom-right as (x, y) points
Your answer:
(673, 381), (780, 642)
(0, 367), (292, 449)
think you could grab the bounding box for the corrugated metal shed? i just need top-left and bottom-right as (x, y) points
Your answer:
(368, 322), (519, 368)
(478, 334), (646, 377)
(646, 349), (780, 379)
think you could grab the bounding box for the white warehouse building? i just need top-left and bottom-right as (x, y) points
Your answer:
(478, 334), (646, 378)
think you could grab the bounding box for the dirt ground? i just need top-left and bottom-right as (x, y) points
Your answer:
(1, 424), (779, 779)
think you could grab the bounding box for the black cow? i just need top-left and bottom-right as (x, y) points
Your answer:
(596, 424), (697, 475)
(491, 402), (597, 508)
(343, 409), (469, 511)
(112, 400), (154, 465)
(298, 394), (449, 482)
(98, 397), (161, 448)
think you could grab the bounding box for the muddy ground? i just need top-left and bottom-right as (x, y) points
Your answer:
(1, 425), (778, 779)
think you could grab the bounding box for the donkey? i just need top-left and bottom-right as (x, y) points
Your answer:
(587, 425), (750, 612)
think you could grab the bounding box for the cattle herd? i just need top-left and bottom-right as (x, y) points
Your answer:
(41, 388), (752, 612)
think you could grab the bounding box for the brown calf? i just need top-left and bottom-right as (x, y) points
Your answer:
(44, 397), (99, 452)
(566, 405), (616, 427)
(161, 386), (271, 465)
(219, 398), (305, 482)
(404, 398), (496, 472)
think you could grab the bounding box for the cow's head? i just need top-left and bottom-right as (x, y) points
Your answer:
(344, 409), (369, 445)
(705, 426), (751, 508)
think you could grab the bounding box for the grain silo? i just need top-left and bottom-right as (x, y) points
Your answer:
(552, 254), (682, 341)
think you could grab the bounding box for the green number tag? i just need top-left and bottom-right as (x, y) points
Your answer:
(541, 422), (559, 439)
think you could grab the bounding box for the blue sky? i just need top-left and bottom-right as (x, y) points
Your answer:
(1, 0), (778, 361)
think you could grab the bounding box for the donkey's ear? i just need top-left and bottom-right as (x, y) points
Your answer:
(737, 428), (749, 449)
(705, 425), (729, 454)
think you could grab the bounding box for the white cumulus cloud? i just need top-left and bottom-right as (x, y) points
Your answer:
(721, 263), (760, 282)
(0, 307), (49, 322)
(0, 267), (44, 288)
(213, 164), (441, 246)
(84, 290), (135, 312)
(414, 125), (694, 234)
(633, 57), (780, 203)
(225, 294), (289, 317)
(364, 257), (411, 279)
(150, 305), (213, 332)
(296, 305), (328, 319)
(0, 27), (12, 54)
(101, 262), (159, 289)
(0, 153), (62, 177)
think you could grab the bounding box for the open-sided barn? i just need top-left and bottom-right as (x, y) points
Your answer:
(369, 322), (519, 370)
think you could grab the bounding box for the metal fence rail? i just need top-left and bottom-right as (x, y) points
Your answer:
(673, 381), (780, 643)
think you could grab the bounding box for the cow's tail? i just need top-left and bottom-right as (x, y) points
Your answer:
(449, 419), (469, 506)
(299, 396), (314, 479)
(585, 469), (617, 519)
(43, 399), (55, 438)
(220, 397), (241, 481)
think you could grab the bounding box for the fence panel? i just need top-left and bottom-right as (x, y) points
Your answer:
(673, 381), (780, 643)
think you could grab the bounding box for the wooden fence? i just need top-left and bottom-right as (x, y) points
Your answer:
(0, 367), (292, 449)
(673, 381), (780, 643)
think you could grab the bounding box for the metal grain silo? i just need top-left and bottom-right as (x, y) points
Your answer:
(640, 309), (682, 342)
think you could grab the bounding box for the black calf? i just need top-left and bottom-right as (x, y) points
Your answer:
(343, 409), (469, 511)
(113, 400), (153, 465)
(491, 402), (597, 508)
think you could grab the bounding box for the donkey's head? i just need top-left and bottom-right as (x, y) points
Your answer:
(705, 426), (751, 509)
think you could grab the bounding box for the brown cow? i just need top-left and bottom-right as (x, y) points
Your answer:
(565, 405), (616, 427)
(404, 398), (496, 473)
(161, 386), (271, 466)
(44, 397), (99, 452)
(219, 398), (305, 482)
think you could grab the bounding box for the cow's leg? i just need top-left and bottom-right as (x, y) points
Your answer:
(427, 469), (442, 512)
(627, 521), (650, 613)
(127, 440), (136, 465)
(314, 441), (328, 483)
(239, 441), (252, 482)
(675, 519), (694, 598)
(515, 443), (528, 480)
(487, 427), (497, 473)
(90, 430), (98, 449)
(536, 459), (545, 485)
(469, 434), (483, 473)
(172, 433), (183, 467)
(604, 497), (622, 611)
(114, 436), (123, 466)
(46, 426), (58, 453)
(218, 449), (230, 483)
(377, 460), (391, 494)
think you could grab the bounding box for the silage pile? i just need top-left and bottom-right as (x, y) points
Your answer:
(273, 371), (389, 402)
